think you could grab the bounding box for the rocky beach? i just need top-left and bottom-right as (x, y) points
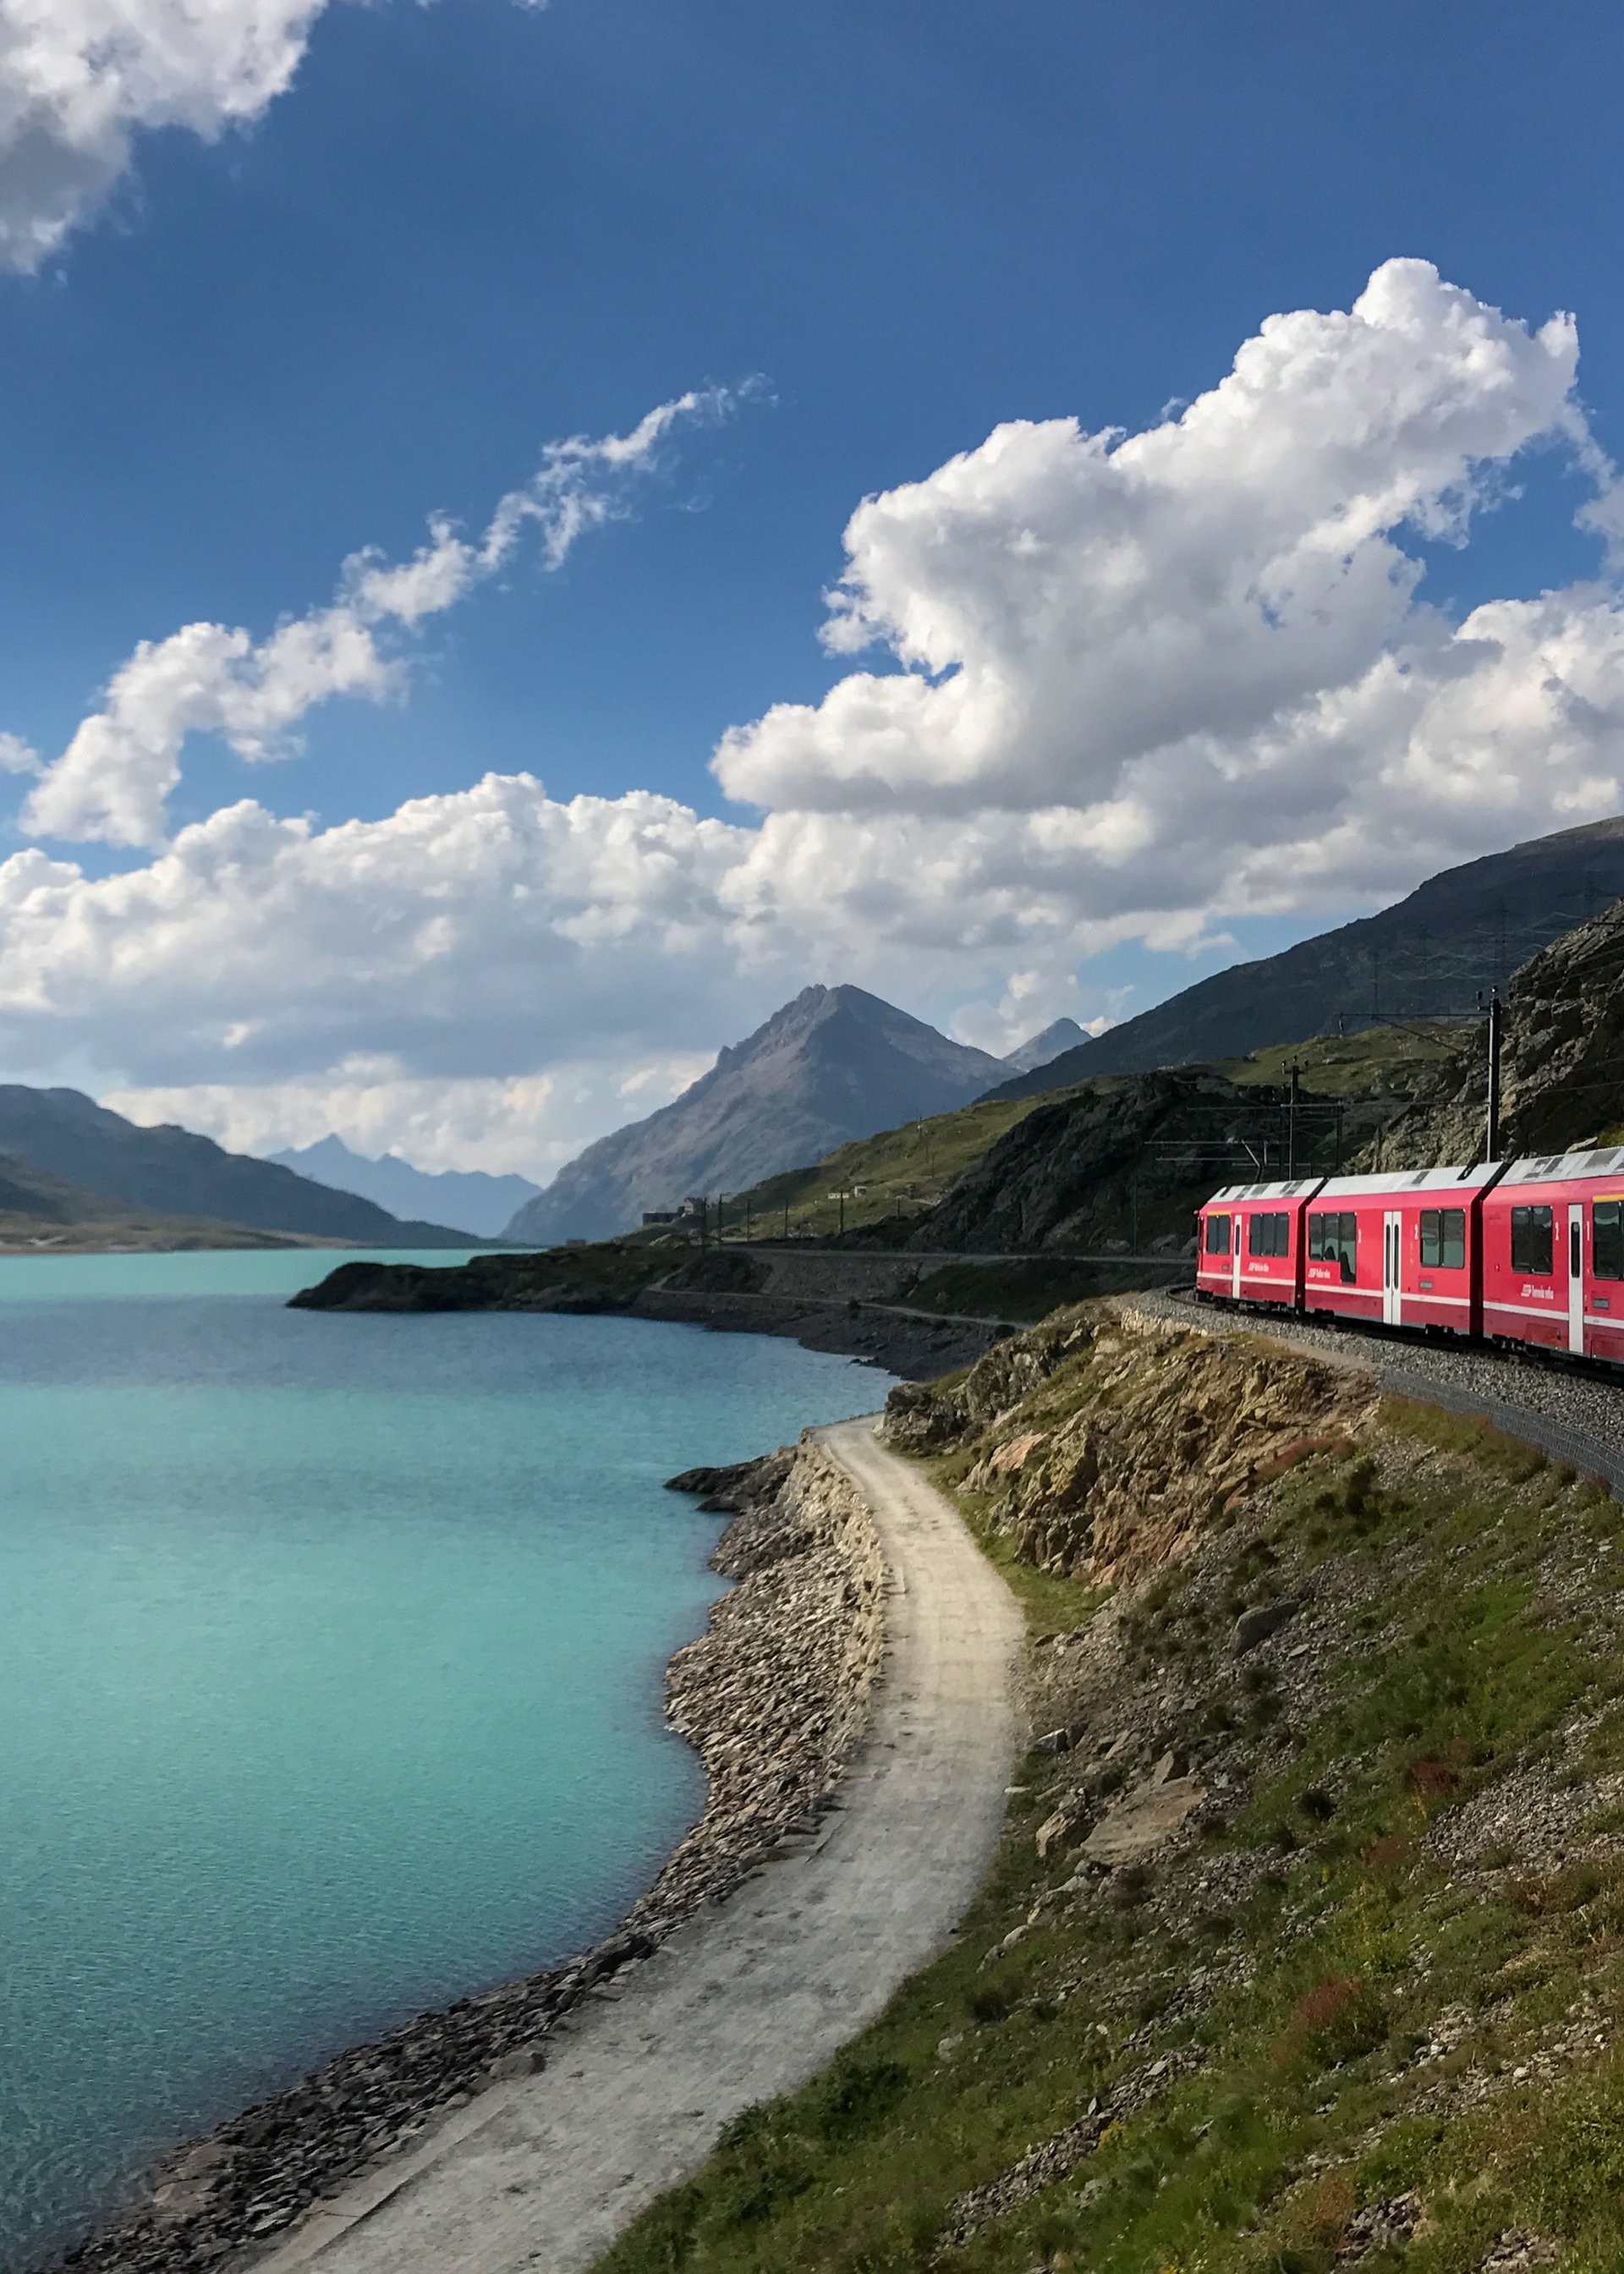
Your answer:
(52, 1435), (891, 2273)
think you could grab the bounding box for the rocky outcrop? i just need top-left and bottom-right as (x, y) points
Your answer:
(288, 1247), (1003, 1376)
(886, 1305), (1374, 1586)
(884, 1305), (1096, 1450)
(1369, 893), (1624, 1169)
(908, 1069), (1393, 1255)
(54, 1439), (886, 2274)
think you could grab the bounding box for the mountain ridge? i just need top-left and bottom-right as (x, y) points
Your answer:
(503, 985), (1007, 1245)
(0, 1150), (309, 1251)
(985, 816), (1624, 1101)
(999, 1016), (1089, 1075)
(0, 1088), (470, 1246)
(270, 1135), (539, 1239)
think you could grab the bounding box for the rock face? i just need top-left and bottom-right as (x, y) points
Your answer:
(886, 1305), (1374, 1586)
(987, 814), (1624, 1096)
(1370, 893), (1624, 1168)
(54, 1438), (886, 2274)
(502, 986), (1007, 1245)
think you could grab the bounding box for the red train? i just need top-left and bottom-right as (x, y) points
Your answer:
(1195, 1144), (1624, 1366)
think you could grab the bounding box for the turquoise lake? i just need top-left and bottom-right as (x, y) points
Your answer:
(0, 1250), (888, 2272)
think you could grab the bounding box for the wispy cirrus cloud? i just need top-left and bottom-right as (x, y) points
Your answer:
(21, 384), (749, 849)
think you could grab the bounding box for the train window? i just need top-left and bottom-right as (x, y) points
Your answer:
(1419, 1208), (1466, 1269)
(1595, 1201), (1624, 1281)
(1309, 1211), (1358, 1282)
(1248, 1211), (1289, 1257)
(1204, 1213), (1231, 1255)
(1511, 1204), (1554, 1276)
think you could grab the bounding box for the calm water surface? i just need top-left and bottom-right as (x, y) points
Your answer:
(0, 1250), (889, 2271)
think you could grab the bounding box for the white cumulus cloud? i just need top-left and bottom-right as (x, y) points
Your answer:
(0, 0), (335, 270)
(716, 260), (1586, 820)
(4, 261), (1624, 1175)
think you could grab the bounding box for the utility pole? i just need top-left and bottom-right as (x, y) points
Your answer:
(1486, 989), (1503, 1161)
(1287, 1066), (1299, 1179)
(837, 1189), (845, 1237)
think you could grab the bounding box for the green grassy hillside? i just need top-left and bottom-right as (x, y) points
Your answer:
(711, 1092), (1066, 1242)
(1214, 1020), (1472, 1096)
(596, 1307), (1624, 2274)
(696, 1022), (1469, 1251)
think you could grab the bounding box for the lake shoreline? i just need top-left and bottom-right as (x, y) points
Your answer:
(51, 1434), (892, 2274)
(288, 1244), (1007, 1378)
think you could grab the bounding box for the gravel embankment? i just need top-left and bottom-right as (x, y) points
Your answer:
(1128, 1289), (1624, 1491)
(53, 1440), (887, 2274)
(241, 1419), (1023, 2274)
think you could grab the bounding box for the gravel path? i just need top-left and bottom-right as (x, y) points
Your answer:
(242, 1418), (1023, 2274)
(1129, 1290), (1624, 1491)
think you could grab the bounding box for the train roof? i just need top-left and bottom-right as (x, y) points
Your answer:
(1500, 1144), (1624, 1186)
(1314, 1164), (1501, 1199)
(1204, 1178), (1325, 1204)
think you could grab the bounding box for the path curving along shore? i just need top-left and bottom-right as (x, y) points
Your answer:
(242, 1418), (1023, 2274)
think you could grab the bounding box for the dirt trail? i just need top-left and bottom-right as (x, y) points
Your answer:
(245, 1417), (1022, 2274)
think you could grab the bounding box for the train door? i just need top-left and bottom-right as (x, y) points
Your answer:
(1569, 1203), (1585, 1355)
(1383, 1210), (1402, 1326)
(1232, 1217), (1243, 1300)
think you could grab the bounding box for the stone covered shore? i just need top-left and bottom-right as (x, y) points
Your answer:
(52, 1438), (886, 2274)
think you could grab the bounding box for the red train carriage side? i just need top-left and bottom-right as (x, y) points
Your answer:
(1196, 1178), (1325, 1310)
(1481, 1145), (1624, 1365)
(1303, 1165), (1501, 1335)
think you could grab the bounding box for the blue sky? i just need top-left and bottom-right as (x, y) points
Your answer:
(1, 1), (1622, 1172)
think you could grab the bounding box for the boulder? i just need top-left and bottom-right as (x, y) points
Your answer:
(1078, 1775), (1206, 1866)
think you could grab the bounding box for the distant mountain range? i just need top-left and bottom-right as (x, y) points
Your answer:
(998, 1017), (1089, 1075)
(270, 1135), (540, 1239)
(987, 817), (1624, 1101)
(0, 1089), (469, 1246)
(505, 985), (1018, 1244)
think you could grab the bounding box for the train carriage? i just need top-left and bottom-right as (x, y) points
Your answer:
(1481, 1145), (1624, 1364)
(1196, 1144), (1624, 1375)
(1195, 1178), (1324, 1310)
(1302, 1165), (1500, 1335)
